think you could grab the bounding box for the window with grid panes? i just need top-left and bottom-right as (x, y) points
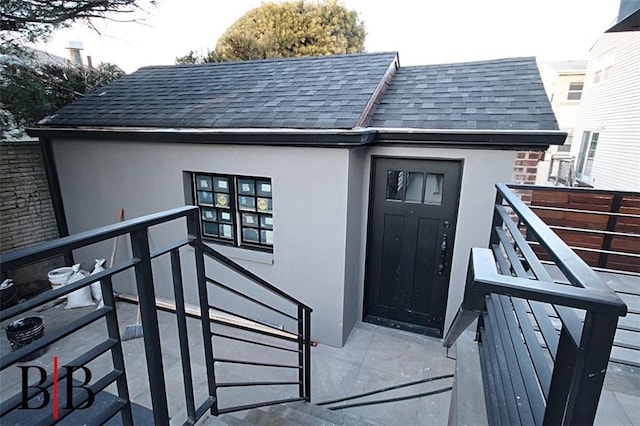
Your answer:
(193, 173), (273, 250)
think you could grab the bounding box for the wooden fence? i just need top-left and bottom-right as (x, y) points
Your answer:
(509, 185), (640, 274)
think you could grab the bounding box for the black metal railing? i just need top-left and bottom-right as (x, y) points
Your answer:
(0, 206), (313, 424)
(198, 243), (312, 415)
(444, 183), (627, 425)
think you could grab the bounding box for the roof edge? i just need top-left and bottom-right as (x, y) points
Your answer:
(28, 126), (566, 150)
(373, 128), (567, 149)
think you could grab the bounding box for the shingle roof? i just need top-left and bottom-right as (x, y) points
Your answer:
(40, 52), (398, 129)
(370, 57), (558, 131)
(39, 54), (558, 133)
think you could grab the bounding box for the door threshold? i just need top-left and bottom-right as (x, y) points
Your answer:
(364, 315), (442, 339)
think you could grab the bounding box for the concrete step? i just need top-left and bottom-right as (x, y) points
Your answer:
(197, 401), (379, 425)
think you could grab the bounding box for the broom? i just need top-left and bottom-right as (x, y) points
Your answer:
(116, 208), (143, 342)
(122, 304), (143, 341)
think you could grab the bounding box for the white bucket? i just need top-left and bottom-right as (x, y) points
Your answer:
(48, 267), (74, 291)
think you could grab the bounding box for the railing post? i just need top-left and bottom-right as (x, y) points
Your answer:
(489, 187), (505, 248)
(101, 276), (133, 426)
(543, 326), (577, 424)
(186, 211), (219, 415)
(130, 228), (169, 425)
(297, 305), (304, 399)
(304, 308), (312, 402)
(563, 312), (619, 425)
(598, 193), (623, 268)
(170, 249), (197, 424)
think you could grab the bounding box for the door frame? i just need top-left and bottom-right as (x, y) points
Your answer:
(362, 155), (464, 337)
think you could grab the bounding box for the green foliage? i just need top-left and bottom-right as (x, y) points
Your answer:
(176, 0), (366, 64)
(0, 60), (125, 130)
(0, 0), (153, 50)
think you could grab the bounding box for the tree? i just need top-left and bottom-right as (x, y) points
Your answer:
(176, 0), (366, 64)
(0, 60), (125, 132)
(0, 0), (154, 49)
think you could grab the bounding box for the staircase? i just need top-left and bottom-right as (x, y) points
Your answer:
(198, 401), (381, 425)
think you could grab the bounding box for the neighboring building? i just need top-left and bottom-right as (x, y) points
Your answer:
(0, 48), (71, 295)
(535, 60), (587, 185)
(27, 52), (563, 347)
(570, 29), (640, 190)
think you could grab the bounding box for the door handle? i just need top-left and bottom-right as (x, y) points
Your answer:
(438, 233), (448, 275)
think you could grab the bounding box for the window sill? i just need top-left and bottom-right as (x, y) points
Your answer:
(205, 243), (274, 265)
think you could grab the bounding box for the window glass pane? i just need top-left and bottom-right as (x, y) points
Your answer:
(256, 197), (272, 213)
(260, 215), (273, 229)
(405, 172), (424, 203)
(238, 179), (255, 195)
(196, 175), (213, 190)
(214, 177), (229, 192)
(569, 82), (583, 91)
(386, 170), (404, 201)
(242, 212), (258, 227)
(202, 208), (217, 221)
(261, 230), (274, 245)
(203, 222), (218, 237)
(219, 211), (233, 223)
(567, 92), (582, 100)
(197, 191), (214, 206)
(242, 228), (260, 243)
(424, 173), (444, 205)
(256, 180), (272, 196)
(215, 193), (230, 208)
(219, 224), (234, 239)
(239, 196), (256, 211)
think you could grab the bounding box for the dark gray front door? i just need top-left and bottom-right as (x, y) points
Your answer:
(364, 157), (462, 337)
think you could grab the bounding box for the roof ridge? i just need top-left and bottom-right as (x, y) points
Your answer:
(139, 51), (399, 71)
(399, 56), (537, 70)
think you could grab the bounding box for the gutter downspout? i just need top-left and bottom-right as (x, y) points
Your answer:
(39, 138), (73, 265)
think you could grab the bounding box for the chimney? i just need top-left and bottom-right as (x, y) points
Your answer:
(66, 41), (84, 66)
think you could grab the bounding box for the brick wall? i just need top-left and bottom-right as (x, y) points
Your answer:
(512, 150), (543, 204)
(0, 139), (63, 295)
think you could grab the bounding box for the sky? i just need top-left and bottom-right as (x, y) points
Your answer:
(36, 0), (623, 73)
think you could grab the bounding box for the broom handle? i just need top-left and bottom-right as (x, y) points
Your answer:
(135, 304), (141, 323)
(109, 209), (125, 268)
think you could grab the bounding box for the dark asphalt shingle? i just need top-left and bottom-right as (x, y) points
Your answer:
(40, 52), (398, 129)
(39, 54), (557, 132)
(370, 57), (558, 131)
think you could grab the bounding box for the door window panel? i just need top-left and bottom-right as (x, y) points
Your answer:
(405, 172), (424, 203)
(386, 170), (404, 201)
(424, 173), (444, 205)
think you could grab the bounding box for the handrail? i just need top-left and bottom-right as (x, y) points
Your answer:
(443, 248), (626, 347)
(197, 241), (312, 312)
(0, 206), (198, 272)
(444, 183), (628, 425)
(495, 183), (616, 292)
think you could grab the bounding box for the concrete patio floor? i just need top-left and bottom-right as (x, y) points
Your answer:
(1, 297), (638, 425)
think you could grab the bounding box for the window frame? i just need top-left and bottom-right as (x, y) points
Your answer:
(566, 82), (583, 101)
(576, 131), (599, 182)
(192, 172), (274, 252)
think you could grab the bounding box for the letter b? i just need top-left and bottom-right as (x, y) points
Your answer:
(19, 366), (50, 409)
(64, 366), (95, 409)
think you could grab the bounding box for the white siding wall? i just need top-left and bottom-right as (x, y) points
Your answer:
(572, 32), (640, 190)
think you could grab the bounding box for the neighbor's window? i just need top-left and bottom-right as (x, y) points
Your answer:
(193, 173), (273, 250)
(576, 131), (599, 180)
(567, 82), (583, 100)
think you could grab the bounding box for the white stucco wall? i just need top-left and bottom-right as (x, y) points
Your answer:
(52, 139), (351, 346)
(52, 138), (517, 347)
